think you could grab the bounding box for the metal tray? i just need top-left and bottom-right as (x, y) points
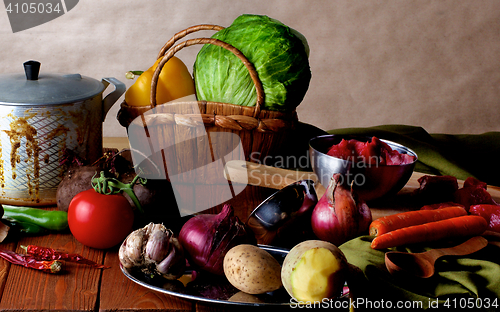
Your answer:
(120, 244), (349, 306)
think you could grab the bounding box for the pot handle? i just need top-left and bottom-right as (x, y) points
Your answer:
(101, 77), (126, 121)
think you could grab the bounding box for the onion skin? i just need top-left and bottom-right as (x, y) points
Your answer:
(311, 174), (372, 246)
(178, 204), (256, 275)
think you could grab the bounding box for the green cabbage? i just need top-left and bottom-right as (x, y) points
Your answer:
(193, 14), (311, 112)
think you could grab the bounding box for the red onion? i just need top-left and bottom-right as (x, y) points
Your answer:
(311, 174), (372, 246)
(178, 204), (256, 275)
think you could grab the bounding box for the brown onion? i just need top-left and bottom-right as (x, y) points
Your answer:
(178, 204), (256, 275)
(311, 174), (372, 246)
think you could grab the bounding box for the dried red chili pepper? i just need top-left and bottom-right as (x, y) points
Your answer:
(21, 245), (110, 269)
(0, 248), (62, 273)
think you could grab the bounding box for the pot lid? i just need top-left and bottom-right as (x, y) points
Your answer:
(0, 61), (105, 106)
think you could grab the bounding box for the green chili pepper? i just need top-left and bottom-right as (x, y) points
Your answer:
(2, 218), (48, 236)
(2, 206), (68, 231)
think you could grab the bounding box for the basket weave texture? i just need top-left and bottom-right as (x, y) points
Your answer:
(117, 24), (299, 182)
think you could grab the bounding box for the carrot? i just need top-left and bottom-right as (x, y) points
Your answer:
(370, 215), (488, 249)
(369, 206), (467, 236)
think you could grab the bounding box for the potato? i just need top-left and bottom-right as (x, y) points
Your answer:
(281, 240), (348, 302)
(223, 244), (282, 295)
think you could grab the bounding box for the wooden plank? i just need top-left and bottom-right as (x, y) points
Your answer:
(97, 184), (274, 312)
(0, 241), (17, 305)
(1, 136), (494, 311)
(0, 233), (104, 311)
(194, 302), (241, 312)
(99, 250), (193, 312)
(103, 137), (129, 151)
(223, 160), (500, 220)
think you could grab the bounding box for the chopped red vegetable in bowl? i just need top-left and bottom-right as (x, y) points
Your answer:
(326, 136), (416, 166)
(309, 134), (418, 201)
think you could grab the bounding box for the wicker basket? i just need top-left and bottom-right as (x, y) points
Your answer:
(117, 25), (299, 187)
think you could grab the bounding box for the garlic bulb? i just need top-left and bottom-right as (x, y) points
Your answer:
(119, 223), (185, 280)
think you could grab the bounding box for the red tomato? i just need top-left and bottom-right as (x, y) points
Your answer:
(68, 189), (134, 249)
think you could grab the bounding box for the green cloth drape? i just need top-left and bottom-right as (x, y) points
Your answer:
(327, 125), (500, 186)
(340, 236), (500, 311)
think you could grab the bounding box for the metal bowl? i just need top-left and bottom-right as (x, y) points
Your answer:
(309, 134), (418, 201)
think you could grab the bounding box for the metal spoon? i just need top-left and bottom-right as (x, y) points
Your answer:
(245, 179), (318, 247)
(385, 236), (488, 278)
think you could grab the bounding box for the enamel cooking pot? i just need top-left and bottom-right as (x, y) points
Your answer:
(0, 61), (125, 206)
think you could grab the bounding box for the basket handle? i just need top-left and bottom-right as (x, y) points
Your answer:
(151, 33), (265, 119)
(157, 24), (225, 59)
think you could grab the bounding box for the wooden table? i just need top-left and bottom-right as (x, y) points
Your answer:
(0, 137), (498, 311)
(0, 138), (275, 312)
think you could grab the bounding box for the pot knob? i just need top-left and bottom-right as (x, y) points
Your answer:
(23, 60), (41, 81)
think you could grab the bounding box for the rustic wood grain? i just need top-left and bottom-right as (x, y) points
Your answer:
(0, 174), (498, 311)
(194, 301), (293, 312)
(0, 137), (496, 311)
(0, 241), (16, 305)
(0, 232), (104, 311)
(99, 250), (193, 312)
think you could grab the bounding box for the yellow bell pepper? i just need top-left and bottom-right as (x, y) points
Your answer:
(125, 56), (195, 107)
